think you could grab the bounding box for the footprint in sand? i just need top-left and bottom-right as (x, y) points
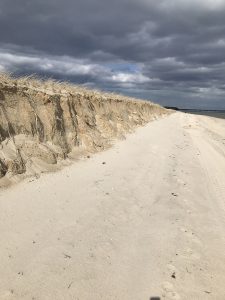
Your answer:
(180, 227), (202, 246)
(167, 263), (178, 275)
(0, 290), (14, 298)
(176, 178), (184, 185)
(162, 281), (181, 300)
(175, 178), (188, 188)
(166, 263), (179, 280)
(180, 247), (201, 260)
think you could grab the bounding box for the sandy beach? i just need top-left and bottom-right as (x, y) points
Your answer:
(0, 111), (225, 300)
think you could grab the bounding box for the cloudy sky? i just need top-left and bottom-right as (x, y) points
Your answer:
(0, 0), (225, 109)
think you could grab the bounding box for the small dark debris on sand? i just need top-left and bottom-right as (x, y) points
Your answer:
(171, 272), (176, 279)
(63, 253), (72, 259)
(68, 281), (73, 289)
(18, 271), (24, 276)
(171, 192), (178, 197)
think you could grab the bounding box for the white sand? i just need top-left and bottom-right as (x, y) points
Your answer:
(0, 112), (225, 300)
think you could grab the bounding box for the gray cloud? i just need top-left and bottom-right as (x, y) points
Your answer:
(0, 0), (225, 108)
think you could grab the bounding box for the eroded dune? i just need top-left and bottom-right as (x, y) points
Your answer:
(0, 74), (168, 186)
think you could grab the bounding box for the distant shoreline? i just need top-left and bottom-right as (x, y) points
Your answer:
(181, 109), (225, 112)
(164, 106), (225, 112)
(164, 107), (225, 119)
(165, 106), (225, 119)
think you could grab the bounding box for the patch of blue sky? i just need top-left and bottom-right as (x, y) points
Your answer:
(103, 62), (140, 73)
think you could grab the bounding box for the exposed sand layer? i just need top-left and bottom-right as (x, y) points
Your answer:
(0, 74), (168, 187)
(0, 112), (225, 299)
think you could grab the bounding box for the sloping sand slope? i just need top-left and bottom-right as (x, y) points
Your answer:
(0, 112), (225, 299)
(0, 74), (167, 187)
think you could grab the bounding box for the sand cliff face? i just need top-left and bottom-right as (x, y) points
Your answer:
(0, 75), (168, 186)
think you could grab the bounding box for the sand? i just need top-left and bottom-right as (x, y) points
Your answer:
(0, 112), (225, 300)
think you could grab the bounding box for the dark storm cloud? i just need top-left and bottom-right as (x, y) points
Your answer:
(0, 0), (225, 108)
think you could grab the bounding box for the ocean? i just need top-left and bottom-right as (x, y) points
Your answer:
(180, 110), (225, 120)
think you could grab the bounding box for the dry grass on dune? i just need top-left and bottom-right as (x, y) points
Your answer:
(0, 72), (158, 106)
